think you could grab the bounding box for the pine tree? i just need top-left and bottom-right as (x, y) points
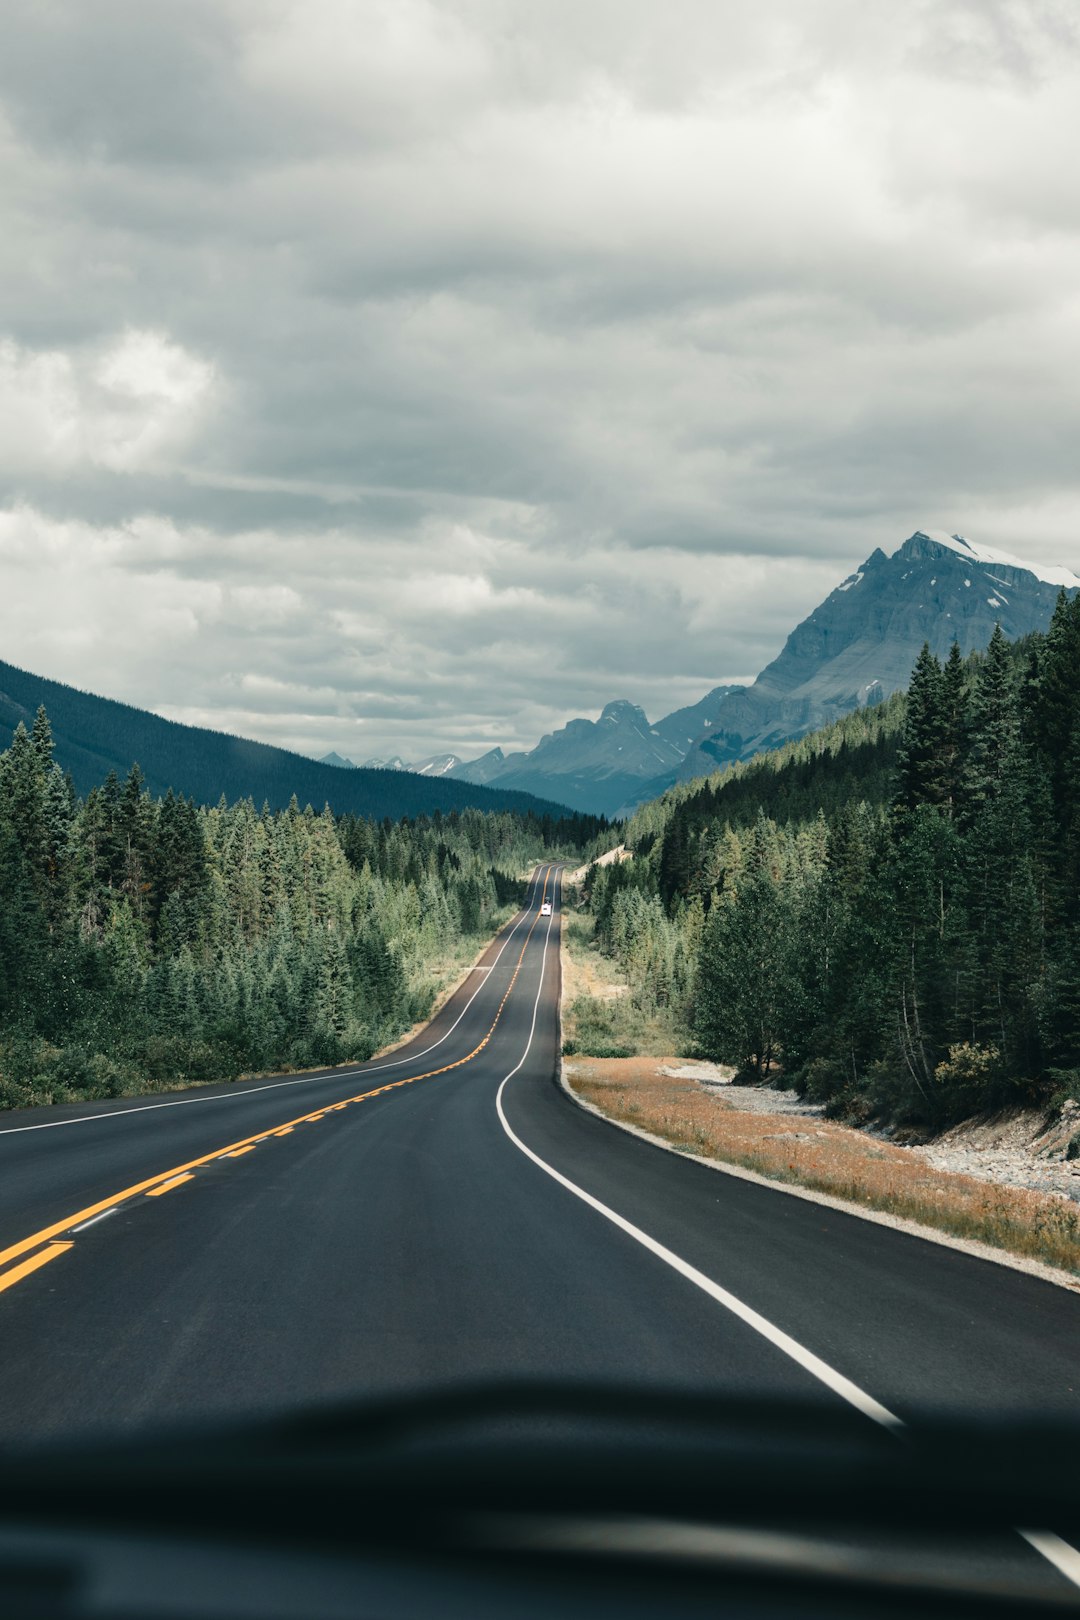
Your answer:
(962, 626), (1019, 817)
(692, 818), (791, 1079)
(1031, 591), (1080, 829)
(895, 644), (947, 812)
(30, 705), (54, 767)
(0, 722), (50, 902)
(117, 765), (155, 924)
(940, 641), (968, 816)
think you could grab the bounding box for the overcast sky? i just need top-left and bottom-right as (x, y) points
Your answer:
(1, 1), (1078, 763)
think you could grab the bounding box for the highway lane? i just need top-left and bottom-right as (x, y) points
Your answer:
(0, 861), (1078, 1593)
(0, 854), (1077, 1424)
(500, 1049), (1080, 1423)
(3, 862), (802, 1439)
(0, 866), (557, 1266)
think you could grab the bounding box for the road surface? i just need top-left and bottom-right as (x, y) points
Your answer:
(0, 865), (1078, 1593)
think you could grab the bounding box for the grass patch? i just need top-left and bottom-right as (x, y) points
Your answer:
(560, 913), (687, 1058)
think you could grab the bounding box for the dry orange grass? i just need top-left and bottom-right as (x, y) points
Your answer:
(567, 1058), (1080, 1280)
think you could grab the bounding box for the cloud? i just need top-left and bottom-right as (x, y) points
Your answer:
(0, 330), (215, 474)
(1, 1), (1079, 764)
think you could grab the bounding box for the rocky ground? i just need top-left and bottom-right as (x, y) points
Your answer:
(911, 1100), (1080, 1202)
(665, 1061), (1080, 1204)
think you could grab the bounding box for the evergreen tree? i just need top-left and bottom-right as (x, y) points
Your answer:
(693, 817), (791, 1079)
(30, 705), (54, 767)
(894, 645), (947, 812)
(940, 641), (969, 816)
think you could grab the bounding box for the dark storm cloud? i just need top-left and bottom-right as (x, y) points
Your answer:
(1, 1), (1078, 762)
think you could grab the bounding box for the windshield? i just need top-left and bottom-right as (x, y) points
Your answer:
(0, 5), (1078, 1614)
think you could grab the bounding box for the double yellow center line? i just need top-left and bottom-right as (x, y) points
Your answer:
(0, 867), (557, 1299)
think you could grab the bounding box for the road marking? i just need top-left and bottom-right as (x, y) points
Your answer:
(497, 873), (901, 1430)
(144, 1173), (194, 1198)
(225, 1146), (256, 1158)
(499, 874), (1080, 1592)
(0, 874), (546, 1139)
(0, 1242), (73, 1295)
(71, 1209), (118, 1232)
(0, 868), (558, 1290)
(1018, 1531), (1080, 1591)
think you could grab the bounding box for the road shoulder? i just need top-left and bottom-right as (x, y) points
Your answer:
(558, 1058), (1080, 1295)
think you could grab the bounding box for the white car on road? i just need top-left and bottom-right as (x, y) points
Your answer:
(540, 902), (553, 916)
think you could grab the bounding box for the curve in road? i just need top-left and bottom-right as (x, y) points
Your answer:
(0, 863), (1078, 1593)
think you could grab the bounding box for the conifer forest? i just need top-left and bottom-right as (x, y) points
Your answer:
(0, 708), (598, 1109)
(6, 598), (1080, 1133)
(582, 594), (1080, 1127)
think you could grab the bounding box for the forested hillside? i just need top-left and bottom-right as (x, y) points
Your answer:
(0, 708), (599, 1109)
(579, 595), (1080, 1128)
(0, 657), (574, 821)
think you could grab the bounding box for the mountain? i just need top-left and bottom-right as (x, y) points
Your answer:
(0, 659), (576, 821)
(404, 530), (1080, 817)
(652, 684), (746, 752)
(453, 747), (507, 785)
(448, 700), (686, 818)
(411, 753), (464, 777)
(329, 751), (462, 778)
(675, 530), (1080, 783)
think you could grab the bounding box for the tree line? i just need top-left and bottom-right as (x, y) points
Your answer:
(0, 709), (599, 1108)
(583, 596), (1080, 1127)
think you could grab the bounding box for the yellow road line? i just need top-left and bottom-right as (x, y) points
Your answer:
(0, 1241), (73, 1295)
(145, 1172), (194, 1198)
(225, 1145), (256, 1158)
(0, 867), (558, 1281)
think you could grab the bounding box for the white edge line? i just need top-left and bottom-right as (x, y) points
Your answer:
(493, 873), (902, 1434)
(1018, 1531), (1080, 1592)
(547, 897), (1080, 1589)
(71, 1208), (118, 1233)
(0, 868), (550, 1138)
(546, 1075), (1080, 1590)
(558, 1075), (1080, 1297)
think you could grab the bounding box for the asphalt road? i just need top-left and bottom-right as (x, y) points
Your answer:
(1, 864), (1078, 1595)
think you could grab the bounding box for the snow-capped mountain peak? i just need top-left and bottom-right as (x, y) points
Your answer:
(411, 753), (463, 777)
(893, 531), (1080, 591)
(333, 528), (1080, 818)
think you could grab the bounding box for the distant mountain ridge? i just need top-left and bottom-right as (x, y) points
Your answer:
(0, 660), (576, 822)
(449, 700), (684, 817)
(358, 531), (1079, 817)
(346, 703), (693, 817)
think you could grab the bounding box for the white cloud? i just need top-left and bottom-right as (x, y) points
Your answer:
(0, 1), (1079, 765)
(0, 503), (838, 760)
(0, 329), (215, 475)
